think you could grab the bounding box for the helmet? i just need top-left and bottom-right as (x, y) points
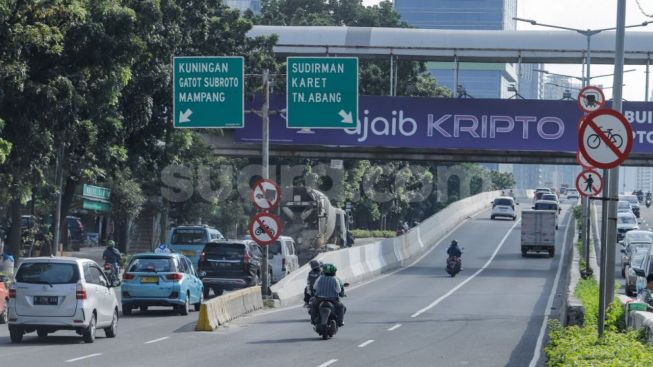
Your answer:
(310, 260), (321, 270)
(451, 240), (458, 246)
(322, 263), (337, 275)
(107, 240), (116, 247)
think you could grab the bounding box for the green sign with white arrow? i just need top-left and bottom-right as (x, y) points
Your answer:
(286, 57), (358, 129)
(173, 56), (244, 128)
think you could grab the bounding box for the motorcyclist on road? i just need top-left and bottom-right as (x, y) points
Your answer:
(311, 264), (346, 327)
(447, 240), (462, 258)
(102, 240), (122, 281)
(304, 260), (322, 306)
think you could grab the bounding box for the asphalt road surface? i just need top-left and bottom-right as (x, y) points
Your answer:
(0, 202), (574, 367)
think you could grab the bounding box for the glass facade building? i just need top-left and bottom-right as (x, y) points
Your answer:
(394, 0), (516, 30)
(223, 0), (261, 14)
(393, 0), (541, 100)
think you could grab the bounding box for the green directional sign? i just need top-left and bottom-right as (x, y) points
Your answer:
(286, 57), (358, 129)
(173, 56), (244, 128)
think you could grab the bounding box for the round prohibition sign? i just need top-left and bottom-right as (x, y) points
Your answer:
(578, 109), (633, 169)
(576, 150), (594, 170)
(575, 169), (603, 197)
(577, 86), (606, 113)
(248, 212), (282, 246)
(250, 179), (281, 210)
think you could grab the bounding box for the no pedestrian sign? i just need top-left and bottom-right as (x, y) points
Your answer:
(286, 57), (359, 129)
(575, 169), (603, 197)
(578, 109), (633, 169)
(249, 212), (282, 246)
(173, 56), (244, 128)
(577, 86), (606, 113)
(250, 179), (281, 210)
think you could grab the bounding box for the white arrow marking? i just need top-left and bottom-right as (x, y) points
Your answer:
(338, 110), (353, 124)
(179, 109), (193, 123)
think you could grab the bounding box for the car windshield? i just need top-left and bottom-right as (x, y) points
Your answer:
(632, 243), (651, 253)
(617, 201), (630, 210)
(627, 232), (653, 242)
(542, 195), (557, 201)
(494, 198), (513, 206)
(632, 253), (647, 268)
(269, 241), (283, 255)
(623, 196), (639, 204)
(203, 243), (245, 260)
(16, 263), (79, 284)
(618, 216), (637, 225)
(535, 203), (557, 211)
(128, 258), (174, 273)
(171, 228), (206, 245)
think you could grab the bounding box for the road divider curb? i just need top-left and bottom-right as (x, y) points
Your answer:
(270, 189), (534, 307)
(195, 286), (263, 331)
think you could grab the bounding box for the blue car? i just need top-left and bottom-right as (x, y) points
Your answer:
(121, 253), (203, 316)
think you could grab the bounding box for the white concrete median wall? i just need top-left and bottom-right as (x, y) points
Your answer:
(271, 189), (533, 306)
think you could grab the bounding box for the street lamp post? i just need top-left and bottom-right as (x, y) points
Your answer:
(514, 17), (650, 86)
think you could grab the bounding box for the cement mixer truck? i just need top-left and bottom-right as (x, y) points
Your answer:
(280, 187), (350, 264)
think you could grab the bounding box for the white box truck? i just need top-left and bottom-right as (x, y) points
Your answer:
(521, 210), (557, 257)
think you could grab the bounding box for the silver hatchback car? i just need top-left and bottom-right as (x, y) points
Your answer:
(8, 257), (120, 343)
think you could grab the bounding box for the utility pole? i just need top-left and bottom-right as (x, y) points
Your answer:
(599, 0), (626, 338)
(261, 69), (271, 298)
(52, 136), (65, 257)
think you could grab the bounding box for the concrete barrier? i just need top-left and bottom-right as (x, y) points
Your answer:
(617, 294), (653, 343)
(270, 189), (534, 307)
(196, 286), (264, 331)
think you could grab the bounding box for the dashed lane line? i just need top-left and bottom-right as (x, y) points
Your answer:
(358, 340), (375, 348)
(410, 219), (521, 318)
(317, 359), (338, 367)
(65, 353), (103, 363)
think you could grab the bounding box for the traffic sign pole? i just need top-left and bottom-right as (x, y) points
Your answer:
(261, 69), (271, 298)
(599, 0), (627, 339)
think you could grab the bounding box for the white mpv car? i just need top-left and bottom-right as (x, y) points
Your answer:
(8, 257), (120, 343)
(490, 196), (518, 221)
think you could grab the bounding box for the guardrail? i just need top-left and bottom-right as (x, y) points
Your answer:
(270, 189), (534, 306)
(195, 286), (264, 331)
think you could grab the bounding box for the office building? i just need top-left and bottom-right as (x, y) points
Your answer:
(541, 74), (582, 100)
(636, 167), (653, 193)
(224, 0), (261, 14)
(393, 0), (542, 99)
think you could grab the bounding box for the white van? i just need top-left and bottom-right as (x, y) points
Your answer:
(268, 236), (299, 283)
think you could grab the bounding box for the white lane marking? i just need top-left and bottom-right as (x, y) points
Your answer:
(358, 339), (375, 348)
(528, 209), (573, 367)
(411, 219), (521, 318)
(145, 336), (169, 344)
(317, 359), (338, 367)
(65, 353), (103, 363)
(387, 323), (402, 331)
(242, 210), (488, 320)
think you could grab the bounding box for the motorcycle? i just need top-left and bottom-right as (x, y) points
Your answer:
(647, 199), (651, 208)
(310, 283), (349, 340)
(446, 256), (462, 277)
(103, 263), (119, 283)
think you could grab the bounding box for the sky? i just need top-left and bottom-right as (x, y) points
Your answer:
(362, 0), (653, 102)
